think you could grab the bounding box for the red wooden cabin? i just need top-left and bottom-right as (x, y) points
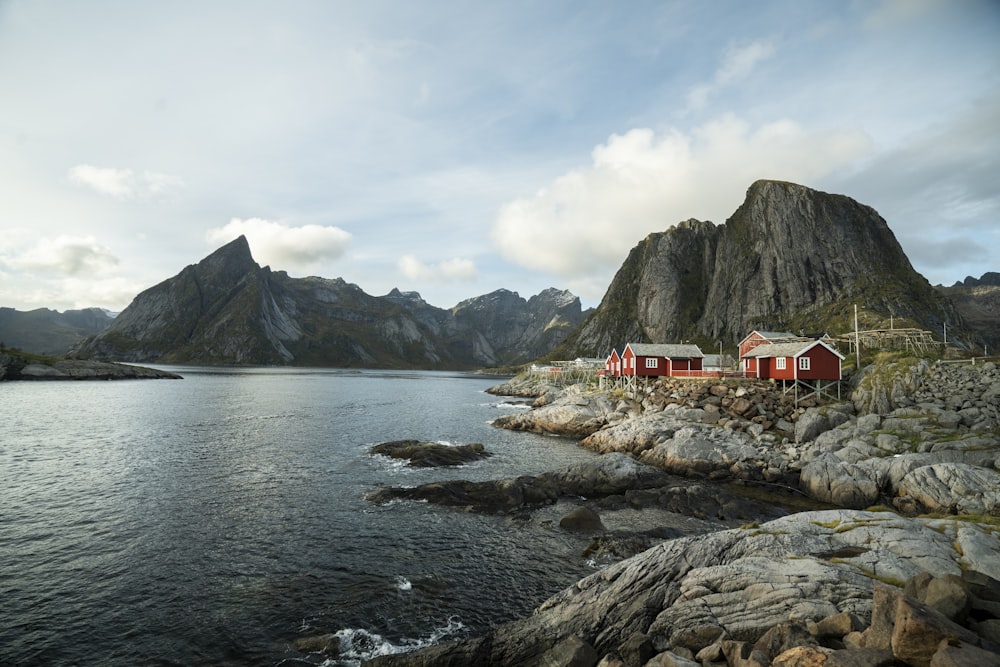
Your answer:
(621, 343), (704, 378)
(742, 339), (844, 381)
(605, 348), (623, 377)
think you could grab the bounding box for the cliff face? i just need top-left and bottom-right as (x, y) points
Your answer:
(74, 236), (586, 368)
(558, 180), (962, 357)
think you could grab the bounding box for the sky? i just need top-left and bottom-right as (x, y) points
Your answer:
(1, 0), (998, 314)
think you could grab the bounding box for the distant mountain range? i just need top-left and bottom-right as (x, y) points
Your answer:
(70, 236), (587, 368)
(7, 179), (997, 366)
(0, 307), (115, 356)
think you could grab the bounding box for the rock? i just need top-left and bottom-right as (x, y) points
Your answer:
(367, 453), (670, 513)
(537, 635), (599, 667)
(808, 611), (863, 639)
(896, 463), (1000, 515)
(364, 511), (1000, 667)
(890, 590), (982, 666)
(560, 507), (605, 533)
(293, 633), (340, 656)
(929, 639), (1000, 667)
(770, 645), (833, 666)
(924, 575), (971, 622)
(643, 651), (700, 666)
(0, 354), (182, 381)
(799, 454), (880, 509)
(754, 622), (817, 660)
(369, 440), (491, 467)
(617, 630), (654, 666)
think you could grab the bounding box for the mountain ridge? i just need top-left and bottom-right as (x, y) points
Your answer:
(73, 237), (588, 368)
(552, 179), (970, 359)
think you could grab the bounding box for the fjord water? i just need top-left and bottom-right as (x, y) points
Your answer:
(1, 368), (599, 666)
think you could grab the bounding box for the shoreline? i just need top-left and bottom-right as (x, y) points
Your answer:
(355, 358), (1000, 666)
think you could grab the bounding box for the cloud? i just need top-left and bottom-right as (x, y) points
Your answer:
(491, 115), (872, 301)
(687, 39), (776, 111)
(398, 254), (477, 282)
(2, 235), (120, 276)
(206, 218), (352, 271)
(68, 165), (184, 199)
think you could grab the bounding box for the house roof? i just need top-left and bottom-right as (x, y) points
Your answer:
(744, 339), (845, 360)
(625, 343), (704, 358)
(738, 330), (798, 345)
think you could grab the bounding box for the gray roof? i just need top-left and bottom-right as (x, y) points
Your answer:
(626, 343), (704, 358)
(744, 340), (845, 359)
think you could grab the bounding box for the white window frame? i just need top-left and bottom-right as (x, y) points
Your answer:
(775, 357), (786, 370)
(645, 357), (658, 369)
(799, 356), (811, 371)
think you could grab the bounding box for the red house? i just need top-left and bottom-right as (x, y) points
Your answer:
(605, 348), (623, 377)
(737, 330), (799, 358)
(621, 343), (704, 378)
(742, 339), (844, 381)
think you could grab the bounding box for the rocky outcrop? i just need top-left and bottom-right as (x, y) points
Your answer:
(0, 353), (181, 381)
(364, 510), (1000, 666)
(366, 453), (673, 513)
(368, 440), (491, 467)
(555, 180), (964, 360)
(73, 236), (586, 368)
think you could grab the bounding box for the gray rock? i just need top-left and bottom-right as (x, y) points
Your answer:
(896, 463), (1000, 515)
(369, 440), (491, 467)
(365, 511), (998, 667)
(799, 454), (880, 509)
(560, 507), (605, 533)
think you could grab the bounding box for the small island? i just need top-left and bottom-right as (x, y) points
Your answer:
(0, 349), (182, 381)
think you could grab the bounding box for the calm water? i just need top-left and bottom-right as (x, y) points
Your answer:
(0, 368), (602, 666)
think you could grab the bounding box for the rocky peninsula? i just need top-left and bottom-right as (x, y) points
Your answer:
(357, 355), (1000, 667)
(0, 351), (181, 381)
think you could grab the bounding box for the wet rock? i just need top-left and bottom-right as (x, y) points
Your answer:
(367, 453), (670, 514)
(369, 440), (491, 467)
(560, 507), (604, 533)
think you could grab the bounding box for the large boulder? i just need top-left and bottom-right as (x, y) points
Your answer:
(799, 453), (880, 509)
(896, 463), (1000, 515)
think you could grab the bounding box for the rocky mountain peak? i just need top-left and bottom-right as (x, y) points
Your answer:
(555, 180), (962, 358)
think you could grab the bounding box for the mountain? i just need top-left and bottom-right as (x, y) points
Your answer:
(0, 307), (115, 355)
(552, 180), (964, 359)
(72, 236), (587, 368)
(936, 272), (1000, 353)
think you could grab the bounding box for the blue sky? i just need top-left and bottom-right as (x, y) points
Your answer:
(1, 0), (998, 313)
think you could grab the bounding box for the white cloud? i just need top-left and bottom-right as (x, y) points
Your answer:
(206, 218), (352, 271)
(68, 165), (135, 198)
(3, 235), (120, 276)
(398, 254), (477, 282)
(687, 39), (776, 111)
(68, 164), (184, 199)
(491, 115), (872, 301)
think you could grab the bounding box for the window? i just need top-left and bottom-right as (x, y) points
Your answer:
(799, 356), (811, 371)
(775, 357), (786, 370)
(646, 357), (658, 369)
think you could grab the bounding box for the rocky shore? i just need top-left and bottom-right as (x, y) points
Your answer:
(0, 352), (182, 381)
(359, 357), (1000, 667)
